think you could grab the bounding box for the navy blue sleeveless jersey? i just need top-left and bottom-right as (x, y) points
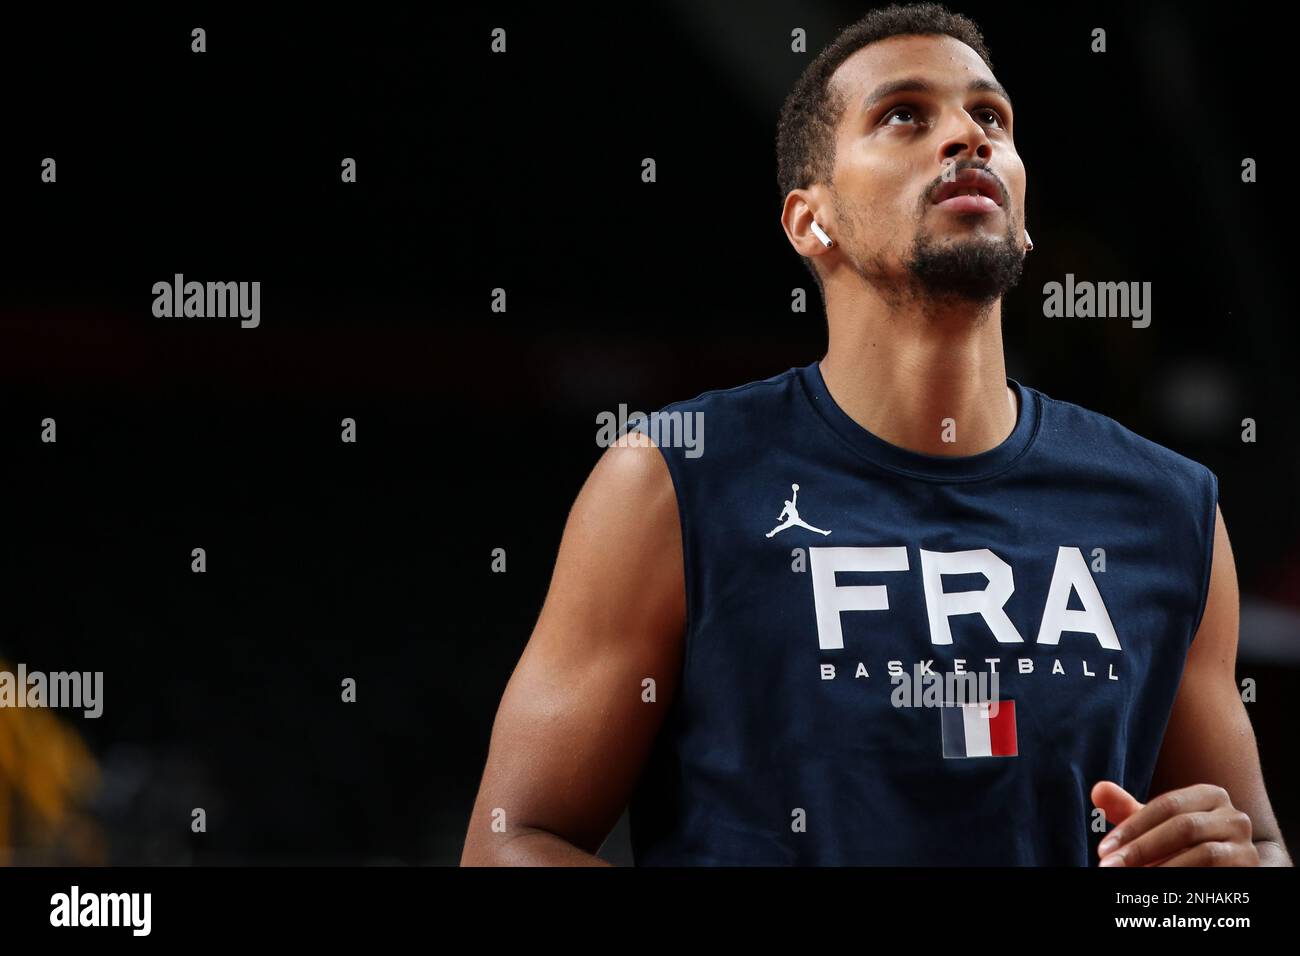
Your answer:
(625, 361), (1218, 866)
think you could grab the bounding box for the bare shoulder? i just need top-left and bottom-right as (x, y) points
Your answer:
(571, 432), (680, 540)
(537, 432), (685, 645)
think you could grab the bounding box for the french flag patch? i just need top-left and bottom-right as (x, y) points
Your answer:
(941, 700), (1018, 758)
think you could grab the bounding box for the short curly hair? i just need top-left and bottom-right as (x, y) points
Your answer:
(775, 3), (994, 295)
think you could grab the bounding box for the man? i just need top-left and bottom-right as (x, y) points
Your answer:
(461, 3), (1290, 866)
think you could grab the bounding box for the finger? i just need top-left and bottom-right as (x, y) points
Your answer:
(1100, 809), (1250, 867)
(1097, 784), (1229, 855)
(1091, 780), (1143, 828)
(1156, 840), (1260, 867)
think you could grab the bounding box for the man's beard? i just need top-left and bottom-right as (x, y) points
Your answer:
(831, 188), (1025, 312)
(903, 222), (1024, 306)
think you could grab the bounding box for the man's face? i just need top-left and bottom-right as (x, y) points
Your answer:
(826, 34), (1026, 306)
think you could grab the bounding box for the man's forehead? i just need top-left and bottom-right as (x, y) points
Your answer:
(831, 34), (998, 109)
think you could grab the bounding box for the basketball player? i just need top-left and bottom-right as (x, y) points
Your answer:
(461, 4), (1291, 866)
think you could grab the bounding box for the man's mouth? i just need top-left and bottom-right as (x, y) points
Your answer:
(930, 168), (1004, 214)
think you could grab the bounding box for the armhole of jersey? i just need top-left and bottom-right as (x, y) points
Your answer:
(1187, 466), (1220, 649)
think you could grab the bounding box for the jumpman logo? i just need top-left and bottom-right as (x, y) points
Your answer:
(765, 483), (832, 538)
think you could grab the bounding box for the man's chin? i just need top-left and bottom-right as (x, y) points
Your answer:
(904, 231), (1024, 303)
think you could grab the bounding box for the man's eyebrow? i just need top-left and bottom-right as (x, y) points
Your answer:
(970, 77), (1013, 111)
(860, 76), (1014, 114)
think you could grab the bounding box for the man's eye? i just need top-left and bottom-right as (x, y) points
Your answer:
(884, 106), (919, 125)
(975, 108), (1004, 128)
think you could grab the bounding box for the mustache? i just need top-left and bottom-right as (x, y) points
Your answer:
(921, 159), (1010, 209)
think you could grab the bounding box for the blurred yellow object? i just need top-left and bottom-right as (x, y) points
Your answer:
(0, 658), (105, 865)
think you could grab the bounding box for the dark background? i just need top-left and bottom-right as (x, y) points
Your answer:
(1, 2), (1295, 864)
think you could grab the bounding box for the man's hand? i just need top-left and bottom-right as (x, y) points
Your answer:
(1091, 780), (1260, 867)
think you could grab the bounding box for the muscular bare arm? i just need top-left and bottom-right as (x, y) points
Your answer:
(460, 433), (686, 865)
(1092, 504), (1292, 866)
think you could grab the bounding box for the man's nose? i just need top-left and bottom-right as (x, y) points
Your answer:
(935, 109), (994, 166)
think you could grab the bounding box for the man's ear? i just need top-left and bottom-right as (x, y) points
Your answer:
(781, 188), (837, 258)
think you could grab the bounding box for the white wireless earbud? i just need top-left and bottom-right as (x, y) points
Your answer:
(1024, 228), (1034, 252)
(810, 220), (835, 248)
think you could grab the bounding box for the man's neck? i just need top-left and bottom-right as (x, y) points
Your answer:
(819, 291), (1017, 458)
